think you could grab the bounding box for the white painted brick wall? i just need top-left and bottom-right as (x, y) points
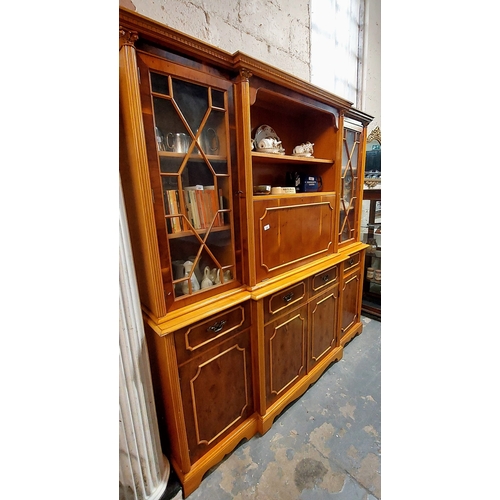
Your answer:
(120, 0), (380, 123)
(121, 0), (311, 80)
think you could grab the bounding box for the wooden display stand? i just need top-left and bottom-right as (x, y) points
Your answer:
(119, 8), (373, 497)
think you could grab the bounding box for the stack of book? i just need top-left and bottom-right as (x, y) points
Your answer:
(165, 185), (223, 233)
(164, 190), (185, 233)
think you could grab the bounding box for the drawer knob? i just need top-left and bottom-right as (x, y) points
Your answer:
(283, 292), (294, 303)
(207, 320), (227, 333)
(322, 274), (330, 282)
(349, 258), (354, 266)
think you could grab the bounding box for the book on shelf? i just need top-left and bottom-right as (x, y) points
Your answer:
(183, 185), (223, 230)
(165, 189), (183, 233)
(182, 189), (195, 229)
(183, 185), (203, 229)
(195, 186), (208, 228)
(204, 185), (221, 226)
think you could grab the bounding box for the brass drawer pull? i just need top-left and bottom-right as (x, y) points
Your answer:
(349, 258), (354, 266)
(207, 320), (227, 333)
(283, 292), (294, 303)
(322, 274), (330, 282)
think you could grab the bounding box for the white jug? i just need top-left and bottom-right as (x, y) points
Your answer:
(201, 266), (213, 289)
(181, 260), (200, 294)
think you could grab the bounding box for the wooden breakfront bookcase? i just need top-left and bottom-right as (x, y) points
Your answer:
(119, 8), (373, 497)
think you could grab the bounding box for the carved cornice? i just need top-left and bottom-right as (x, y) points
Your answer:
(367, 126), (381, 144)
(119, 27), (138, 48)
(233, 51), (354, 111)
(119, 7), (234, 69)
(118, 7), (373, 123)
(343, 107), (374, 126)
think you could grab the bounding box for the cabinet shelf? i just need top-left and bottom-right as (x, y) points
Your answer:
(167, 224), (231, 239)
(253, 191), (334, 200)
(251, 151), (333, 165)
(158, 152), (226, 161)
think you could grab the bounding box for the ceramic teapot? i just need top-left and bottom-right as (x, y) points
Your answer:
(258, 137), (281, 150)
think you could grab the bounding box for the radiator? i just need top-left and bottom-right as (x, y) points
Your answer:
(119, 181), (170, 500)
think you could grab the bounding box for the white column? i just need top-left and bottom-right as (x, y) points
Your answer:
(119, 180), (170, 500)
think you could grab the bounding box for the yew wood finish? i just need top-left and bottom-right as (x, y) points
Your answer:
(119, 7), (373, 498)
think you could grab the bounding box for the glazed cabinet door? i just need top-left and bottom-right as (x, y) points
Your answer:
(136, 51), (238, 311)
(263, 304), (308, 408)
(339, 117), (366, 248)
(177, 327), (254, 464)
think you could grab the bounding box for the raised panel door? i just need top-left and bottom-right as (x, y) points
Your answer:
(264, 304), (307, 408)
(177, 328), (253, 464)
(340, 268), (362, 341)
(308, 284), (339, 372)
(253, 194), (336, 283)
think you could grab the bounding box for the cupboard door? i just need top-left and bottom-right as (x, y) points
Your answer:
(253, 194), (336, 283)
(136, 51), (237, 310)
(177, 329), (253, 464)
(264, 304), (307, 408)
(308, 284), (339, 372)
(340, 267), (362, 339)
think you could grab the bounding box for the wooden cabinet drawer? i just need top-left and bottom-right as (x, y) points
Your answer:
(343, 252), (361, 273)
(174, 303), (251, 365)
(264, 281), (308, 324)
(310, 265), (339, 295)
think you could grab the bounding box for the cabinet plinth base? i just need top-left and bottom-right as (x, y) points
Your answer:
(257, 345), (344, 435)
(339, 322), (363, 348)
(171, 414), (259, 498)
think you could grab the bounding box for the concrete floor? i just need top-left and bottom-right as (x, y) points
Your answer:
(167, 315), (381, 500)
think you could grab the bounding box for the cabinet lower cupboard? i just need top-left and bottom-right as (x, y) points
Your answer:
(340, 251), (364, 346)
(119, 8), (372, 498)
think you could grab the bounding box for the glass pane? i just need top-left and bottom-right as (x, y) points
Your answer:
(160, 156), (184, 174)
(153, 96), (187, 150)
(172, 78), (208, 134)
(195, 108), (226, 158)
(151, 72), (169, 95)
(211, 88), (225, 109)
(210, 160), (228, 176)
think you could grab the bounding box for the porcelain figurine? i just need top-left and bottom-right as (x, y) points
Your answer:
(293, 142), (314, 156)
